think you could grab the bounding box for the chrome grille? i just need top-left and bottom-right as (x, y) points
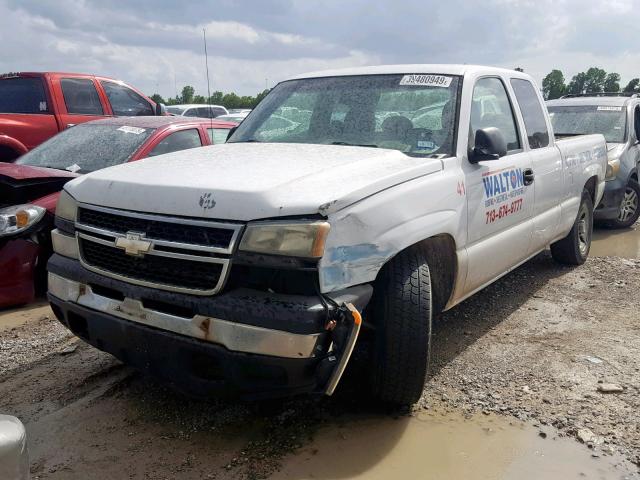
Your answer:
(75, 204), (242, 295)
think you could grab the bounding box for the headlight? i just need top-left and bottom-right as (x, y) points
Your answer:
(239, 221), (330, 258)
(0, 204), (46, 237)
(56, 189), (78, 222)
(605, 158), (620, 181)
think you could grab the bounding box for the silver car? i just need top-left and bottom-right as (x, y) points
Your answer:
(547, 94), (640, 228)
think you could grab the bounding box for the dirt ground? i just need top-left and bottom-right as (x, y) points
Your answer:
(1, 227), (639, 479)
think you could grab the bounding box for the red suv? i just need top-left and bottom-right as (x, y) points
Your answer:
(0, 72), (163, 162)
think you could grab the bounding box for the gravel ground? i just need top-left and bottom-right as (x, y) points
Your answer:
(0, 252), (639, 478)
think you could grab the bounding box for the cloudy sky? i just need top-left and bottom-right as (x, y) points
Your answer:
(1, 0), (638, 98)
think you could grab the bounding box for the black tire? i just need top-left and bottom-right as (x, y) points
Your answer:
(551, 189), (593, 265)
(602, 179), (640, 229)
(371, 246), (432, 405)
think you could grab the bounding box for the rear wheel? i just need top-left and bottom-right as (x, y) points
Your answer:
(370, 246), (432, 406)
(604, 180), (640, 229)
(551, 189), (593, 265)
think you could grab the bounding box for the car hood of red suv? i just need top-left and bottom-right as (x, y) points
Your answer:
(0, 163), (78, 211)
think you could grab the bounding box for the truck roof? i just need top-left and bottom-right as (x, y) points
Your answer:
(84, 116), (237, 129)
(547, 96), (638, 108)
(290, 64), (525, 80)
(0, 71), (125, 82)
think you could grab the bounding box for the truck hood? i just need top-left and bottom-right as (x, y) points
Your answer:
(0, 163), (78, 208)
(65, 143), (444, 220)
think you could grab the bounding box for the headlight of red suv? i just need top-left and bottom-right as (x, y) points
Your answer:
(0, 204), (46, 237)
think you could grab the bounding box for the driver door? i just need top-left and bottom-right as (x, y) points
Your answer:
(463, 77), (535, 295)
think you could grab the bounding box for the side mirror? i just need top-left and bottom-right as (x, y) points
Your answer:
(469, 127), (507, 162)
(226, 126), (238, 142)
(155, 103), (167, 116)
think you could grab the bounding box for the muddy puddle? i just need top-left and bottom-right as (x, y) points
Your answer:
(272, 410), (637, 480)
(592, 224), (640, 258)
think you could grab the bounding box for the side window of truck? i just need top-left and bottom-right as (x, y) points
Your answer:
(510, 78), (550, 149)
(60, 78), (104, 115)
(101, 81), (154, 116)
(470, 78), (520, 152)
(207, 128), (231, 144)
(0, 77), (50, 114)
(147, 129), (203, 157)
(635, 106), (640, 141)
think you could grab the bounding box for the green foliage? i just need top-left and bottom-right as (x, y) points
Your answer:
(149, 93), (165, 104)
(181, 85), (195, 104)
(603, 73), (621, 93)
(542, 69), (566, 100)
(153, 87), (272, 109)
(623, 78), (640, 93)
(551, 67), (636, 97)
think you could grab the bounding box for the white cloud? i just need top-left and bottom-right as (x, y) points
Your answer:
(1, 0), (639, 98)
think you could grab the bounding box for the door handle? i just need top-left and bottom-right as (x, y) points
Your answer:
(523, 168), (535, 186)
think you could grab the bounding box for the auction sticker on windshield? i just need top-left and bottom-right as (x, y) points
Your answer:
(117, 126), (146, 135)
(597, 106), (622, 111)
(400, 75), (452, 87)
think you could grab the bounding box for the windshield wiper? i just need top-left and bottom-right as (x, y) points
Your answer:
(331, 141), (378, 148)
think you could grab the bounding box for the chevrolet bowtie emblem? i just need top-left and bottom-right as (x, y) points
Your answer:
(115, 232), (152, 257)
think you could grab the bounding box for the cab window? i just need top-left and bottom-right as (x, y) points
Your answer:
(147, 129), (203, 157)
(207, 128), (231, 144)
(61, 78), (104, 115)
(471, 78), (520, 151)
(101, 81), (154, 116)
(510, 78), (550, 149)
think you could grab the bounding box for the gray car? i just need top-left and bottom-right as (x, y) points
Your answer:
(547, 94), (640, 228)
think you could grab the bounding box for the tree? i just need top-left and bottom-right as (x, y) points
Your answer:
(603, 73), (621, 93)
(180, 85), (195, 104)
(542, 69), (566, 100)
(150, 93), (165, 104)
(583, 67), (607, 93)
(567, 72), (588, 95)
(623, 78), (640, 93)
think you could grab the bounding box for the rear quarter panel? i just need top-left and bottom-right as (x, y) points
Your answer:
(554, 134), (607, 237)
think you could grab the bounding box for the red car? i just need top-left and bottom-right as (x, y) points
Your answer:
(0, 116), (237, 308)
(0, 71), (164, 162)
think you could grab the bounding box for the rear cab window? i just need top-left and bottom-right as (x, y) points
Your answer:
(147, 129), (203, 157)
(101, 81), (154, 116)
(510, 78), (550, 149)
(0, 76), (50, 114)
(60, 78), (104, 115)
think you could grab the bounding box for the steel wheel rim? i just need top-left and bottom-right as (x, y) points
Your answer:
(577, 206), (590, 256)
(617, 187), (639, 222)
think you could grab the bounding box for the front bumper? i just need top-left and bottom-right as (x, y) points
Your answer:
(47, 254), (372, 398)
(595, 179), (626, 221)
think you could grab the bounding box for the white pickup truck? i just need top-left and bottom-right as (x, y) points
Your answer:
(48, 65), (607, 405)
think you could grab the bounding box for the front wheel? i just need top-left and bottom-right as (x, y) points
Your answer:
(551, 189), (593, 265)
(370, 246), (433, 406)
(605, 180), (640, 229)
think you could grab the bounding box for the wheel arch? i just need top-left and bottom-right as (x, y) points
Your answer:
(583, 175), (598, 205)
(0, 135), (28, 162)
(375, 234), (458, 314)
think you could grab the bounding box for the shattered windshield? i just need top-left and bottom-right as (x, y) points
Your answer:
(16, 124), (154, 173)
(548, 105), (627, 143)
(229, 74), (461, 157)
